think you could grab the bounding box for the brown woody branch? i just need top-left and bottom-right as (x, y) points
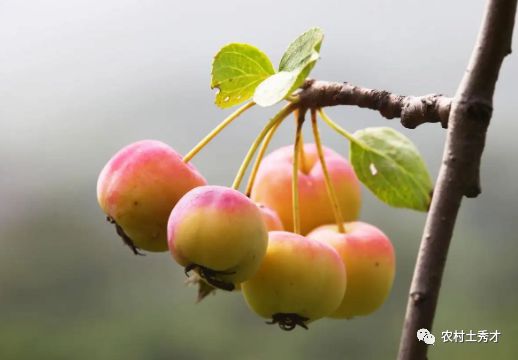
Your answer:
(398, 1), (517, 359)
(296, 79), (452, 129)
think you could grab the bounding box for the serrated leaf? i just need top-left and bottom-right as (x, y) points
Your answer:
(253, 28), (324, 107)
(349, 127), (433, 211)
(211, 43), (275, 108)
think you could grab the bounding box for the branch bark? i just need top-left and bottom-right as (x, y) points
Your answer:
(398, 1), (517, 359)
(297, 79), (452, 129)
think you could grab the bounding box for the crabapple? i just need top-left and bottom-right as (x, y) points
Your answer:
(257, 204), (284, 231)
(241, 231), (346, 330)
(308, 221), (395, 318)
(168, 185), (268, 291)
(251, 144), (361, 235)
(216, 204), (282, 295)
(97, 140), (207, 253)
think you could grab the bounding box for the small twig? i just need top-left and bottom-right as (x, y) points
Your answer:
(296, 80), (451, 129)
(398, 0), (517, 359)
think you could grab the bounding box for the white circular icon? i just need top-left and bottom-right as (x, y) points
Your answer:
(417, 328), (435, 345)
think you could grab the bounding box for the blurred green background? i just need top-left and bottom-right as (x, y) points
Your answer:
(1, 1), (517, 359)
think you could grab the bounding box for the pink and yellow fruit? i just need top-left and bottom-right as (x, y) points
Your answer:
(257, 203), (284, 231)
(97, 140), (206, 253)
(308, 221), (395, 318)
(168, 185), (268, 290)
(251, 144), (361, 235)
(241, 231), (346, 330)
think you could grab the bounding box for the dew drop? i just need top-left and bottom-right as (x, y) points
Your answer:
(369, 163), (378, 176)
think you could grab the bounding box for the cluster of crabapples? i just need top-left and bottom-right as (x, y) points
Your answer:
(97, 133), (395, 331)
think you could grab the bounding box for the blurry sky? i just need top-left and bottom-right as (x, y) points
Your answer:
(1, 1), (517, 359)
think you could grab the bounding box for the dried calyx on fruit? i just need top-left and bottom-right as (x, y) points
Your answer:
(168, 185), (268, 291)
(95, 28), (431, 330)
(97, 140), (206, 253)
(241, 231), (346, 330)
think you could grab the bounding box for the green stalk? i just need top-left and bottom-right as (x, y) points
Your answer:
(183, 102), (255, 163)
(232, 103), (296, 190)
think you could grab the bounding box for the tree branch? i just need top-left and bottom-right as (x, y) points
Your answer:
(398, 1), (517, 359)
(297, 79), (452, 129)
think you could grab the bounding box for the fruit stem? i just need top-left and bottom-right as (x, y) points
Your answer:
(232, 103), (296, 190)
(310, 109), (346, 234)
(292, 114), (304, 234)
(183, 101), (255, 163)
(245, 118), (283, 197)
(295, 109), (309, 174)
(286, 94), (300, 103)
(318, 108), (358, 145)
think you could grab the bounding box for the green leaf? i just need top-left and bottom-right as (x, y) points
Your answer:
(279, 27), (324, 72)
(253, 28), (324, 107)
(349, 127), (433, 211)
(211, 43), (275, 108)
(253, 70), (298, 107)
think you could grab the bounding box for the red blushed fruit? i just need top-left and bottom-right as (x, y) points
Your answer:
(308, 221), (395, 318)
(257, 204), (284, 231)
(241, 231), (346, 330)
(251, 144), (361, 235)
(97, 140), (206, 253)
(168, 185), (268, 291)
